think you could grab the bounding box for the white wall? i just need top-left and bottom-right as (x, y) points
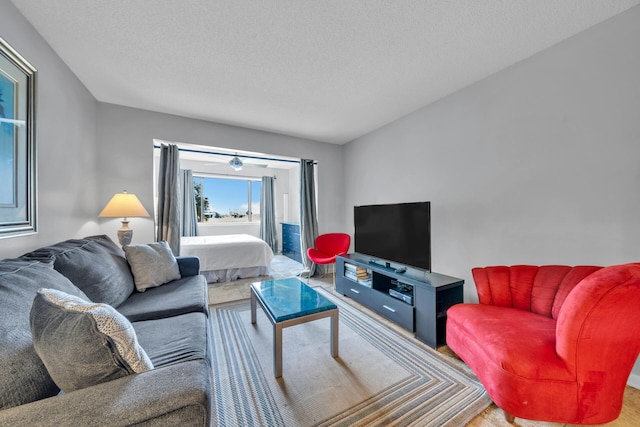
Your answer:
(343, 6), (640, 381)
(4, 0), (638, 380)
(0, 0), (344, 258)
(0, 0), (99, 259)
(344, 6), (640, 301)
(286, 166), (302, 224)
(95, 103), (344, 246)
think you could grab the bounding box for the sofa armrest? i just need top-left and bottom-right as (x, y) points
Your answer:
(177, 256), (200, 277)
(0, 359), (212, 427)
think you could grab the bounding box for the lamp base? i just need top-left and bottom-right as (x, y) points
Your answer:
(117, 220), (133, 247)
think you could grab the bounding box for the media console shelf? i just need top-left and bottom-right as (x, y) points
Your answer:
(335, 253), (464, 349)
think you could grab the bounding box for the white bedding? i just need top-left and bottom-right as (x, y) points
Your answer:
(180, 234), (274, 282)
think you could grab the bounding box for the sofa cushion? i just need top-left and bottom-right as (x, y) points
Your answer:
(133, 312), (208, 367)
(30, 288), (153, 393)
(447, 304), (573, 381)
(472, 265), (603, 319)
(22, 235), (135, 307)
(117, 274), (208, 322)
(0, 359), (213, 427)
(124, 241), (181, 292)
(446, 303), (579, 423)
(0, 260), (88, 410)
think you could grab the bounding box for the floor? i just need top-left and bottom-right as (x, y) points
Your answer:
(208, 256), (640, 426)
(207, 254), (307, 304)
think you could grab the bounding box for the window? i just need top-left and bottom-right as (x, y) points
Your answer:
(194, 175), (261, 223)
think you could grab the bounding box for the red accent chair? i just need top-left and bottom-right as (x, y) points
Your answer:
(446, 263), (640, 424)
(307, 233), (351, 283)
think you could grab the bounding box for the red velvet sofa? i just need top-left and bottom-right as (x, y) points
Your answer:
(446, 263), (640, 424)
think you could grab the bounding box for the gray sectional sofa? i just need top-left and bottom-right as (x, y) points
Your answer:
(0, 235), (212, 426)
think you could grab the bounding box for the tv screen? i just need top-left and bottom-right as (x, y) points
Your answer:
(354, 201), (431, 272)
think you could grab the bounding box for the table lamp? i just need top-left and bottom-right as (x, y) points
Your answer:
(99, 191), (150, 247)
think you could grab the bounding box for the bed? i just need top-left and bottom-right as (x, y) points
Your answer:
(180, 234), (274, 283)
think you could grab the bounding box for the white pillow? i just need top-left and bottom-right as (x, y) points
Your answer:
(124, 241), (181, 292)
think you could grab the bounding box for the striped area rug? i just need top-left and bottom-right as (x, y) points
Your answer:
(209, 287), (490, 426)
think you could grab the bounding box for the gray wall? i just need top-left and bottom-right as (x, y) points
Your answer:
(2, 0), (639, 385)
(343, 6), (640, 381)
(344, 6), (640, 301)
(95, 103), (343, 245)
(0, 0), (343, 257)
(0, 0), (99, 259)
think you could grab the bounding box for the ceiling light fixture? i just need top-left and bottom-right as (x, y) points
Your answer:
(229, 155), (243, 171)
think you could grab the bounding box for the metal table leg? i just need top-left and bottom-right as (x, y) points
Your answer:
(331, 309), (339, 357)
(250, 289), (257, 324)
(274, 323), (283, 377)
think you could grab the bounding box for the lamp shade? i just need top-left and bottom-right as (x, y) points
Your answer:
(99, 191), (150, 218)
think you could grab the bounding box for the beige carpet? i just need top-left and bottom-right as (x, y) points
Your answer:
(209, 285), (491, 427)
(207, 255), (305, 305)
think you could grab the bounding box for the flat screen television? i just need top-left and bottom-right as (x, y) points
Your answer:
(354, 201), (431, 272)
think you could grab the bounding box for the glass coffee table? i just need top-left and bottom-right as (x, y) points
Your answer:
(250, 277), (339, 378)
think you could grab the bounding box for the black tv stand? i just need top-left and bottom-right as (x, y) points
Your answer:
(336, 253), (464, 349)
(368, 259), (392, 269)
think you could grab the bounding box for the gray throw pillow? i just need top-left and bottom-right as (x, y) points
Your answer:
(22, 235), (135, 307)
(124, 241), (181, 292)
(30, 288), (153, 393)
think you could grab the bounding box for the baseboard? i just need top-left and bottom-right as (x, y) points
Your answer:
(628, 372), (640, 390)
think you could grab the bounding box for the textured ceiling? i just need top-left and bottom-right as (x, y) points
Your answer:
(11, 0), (640, 144)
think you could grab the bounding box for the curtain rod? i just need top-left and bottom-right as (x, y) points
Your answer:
(192, 171), (275, 180)
(153, 144), (301, 164)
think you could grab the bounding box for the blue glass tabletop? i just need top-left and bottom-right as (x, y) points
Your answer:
(251, 277), (337, 322)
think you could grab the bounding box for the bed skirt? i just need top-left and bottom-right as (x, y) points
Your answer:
(202, 266), (270, 283)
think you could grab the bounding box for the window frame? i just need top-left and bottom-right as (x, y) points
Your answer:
(193, 173), (261, 224)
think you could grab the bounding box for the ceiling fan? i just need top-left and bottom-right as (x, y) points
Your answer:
(205, 153), (268, 171)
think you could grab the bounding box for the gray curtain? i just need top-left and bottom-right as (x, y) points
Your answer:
(299, 159), (319, 276)
(156, 144), (181, 255)
(260, 176), (277, 252)
(180, 169), (198, 237)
